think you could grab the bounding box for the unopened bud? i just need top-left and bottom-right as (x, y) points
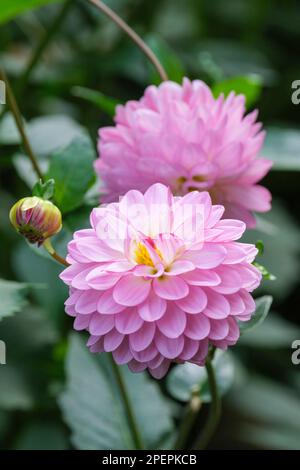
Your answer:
(9, 196), (62, 245)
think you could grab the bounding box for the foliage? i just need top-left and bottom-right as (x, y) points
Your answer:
(0, 0), (300, 451)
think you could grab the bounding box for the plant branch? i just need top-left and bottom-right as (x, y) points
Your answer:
(17, 0), (74, 96)
(88, 0), (168, 82)
(43, 239), (69, 267)
(193, 357), (221, 449)
(0, 67), (44, 181)
(109, 355), (144, 450)
(174, 387), (202, 450)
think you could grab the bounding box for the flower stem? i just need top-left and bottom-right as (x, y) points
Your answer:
(17, 0), (73, 96)
(0, 67), (44, 181)
(193, 358), (221, 449)
(174, 387), (202, 450)
(43, 239), (69, 267)
(109, 355), (144, 450)
(88, 0), (168, 82)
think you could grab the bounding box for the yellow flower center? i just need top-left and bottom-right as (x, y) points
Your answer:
(134, 241), (163, 267)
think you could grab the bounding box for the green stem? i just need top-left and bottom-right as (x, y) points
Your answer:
(0, 67), (44, 181)
(88, 0), (168, 82)
(109, 355), (144, 450)
(43, 239), (70, 267)
(17, 0), (73, 96)
(174, 387), (202, 450)
(193, 358), (221, 449)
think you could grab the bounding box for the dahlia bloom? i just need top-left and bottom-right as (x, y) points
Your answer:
(60, 183), (261, 379)
(96, 78), (272, 227)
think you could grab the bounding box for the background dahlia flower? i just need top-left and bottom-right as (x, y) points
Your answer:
(96, 78), (272, 227)
(60, 183), (261, 379)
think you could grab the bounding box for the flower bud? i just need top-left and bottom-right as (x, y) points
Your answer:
(9, 197), (62, 245)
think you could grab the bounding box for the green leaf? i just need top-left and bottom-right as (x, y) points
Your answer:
(14, 420), (69, 450)
(13, 242), (67, 327)
(212, 75), (262, 107)
(239, 296), (273, 334)
(0, 307), (58, 411)
(255, 240), (264, 256)
(59, 334), (174, 450)
(263, 127), (300, 171)
(239, 312), (300, 349)
(71, 86), (120, 118)
(0, 113), (21, 145)
(46, 135), (96, 213)
(167, 350), (235, 403)
(0, 0), (62, 25)
(145, 34), (185, 85)
(0, 279), (29, 321)
(27, 114), (88, 157)
(32, 178), (55, 200)
(0, 366), (35, 411)
(253, 262), (276, 281)
(228, 376), (300, 449)
(242, 201), (300, 300)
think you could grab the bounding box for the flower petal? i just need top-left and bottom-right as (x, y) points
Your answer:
(153, 276), (189, 300)
(113, 276), (151, 306)
(89, 313), (115, 335)
(157, 305), (187, 338)
(115, 308), (144, 334)
(138, 291), (167, 321)
(176, 286), (207, 313)
(184, 314), (210, 340)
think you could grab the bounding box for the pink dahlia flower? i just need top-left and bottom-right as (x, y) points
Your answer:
(60, 184), (261, 378)
(96, 78), (272, 228)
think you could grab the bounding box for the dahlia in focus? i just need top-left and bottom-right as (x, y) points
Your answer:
(60, 183), (261, 378)
(96, 78), (272, 227)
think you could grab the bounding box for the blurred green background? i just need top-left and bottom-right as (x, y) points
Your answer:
(0, 0), (300, 450)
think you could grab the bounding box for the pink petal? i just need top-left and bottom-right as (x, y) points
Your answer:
(149, 360), (171, 379)
(176, 286), (207, 313)
(97, 289), (125, 314)
(147, 354), (165, 370)
(75, 290), (99, 314)
(128, 360), (148, 373)
(179, 337), (200, 360)
(89, 338), (105, 353)
(155, 331), (184, 359)
(182, 269), (221, 286)
(103, 329), (124, 352)
(129, 322), (156, 351)
(185, 243), (226, 269)
(153, 276), (189, 300)
(115, 308), (144, 334)
(204, 291), (230, 319)
(138, 291), (167, 321)
(157, 305), (187, 338)
(59, 263), (84, 285)
(73, 314), (90, 331)
(184, 314), (210, 340)
(192, 339), (209, 364)
(86, 268), (122, 290)
(131, 343), (158, 362)
(89, 313), (115, 335)
(105, 261), (134, 272)
(112, 337), (133, 364)
(209, 319), (230, 340)
(165, 260), (195, 275)
(113, 276), (151, 306)
(226, 185), (272, 212)
(226, 293), (245, 315)
(212, 219), (246, 241)
(212, 266), (242, 294)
